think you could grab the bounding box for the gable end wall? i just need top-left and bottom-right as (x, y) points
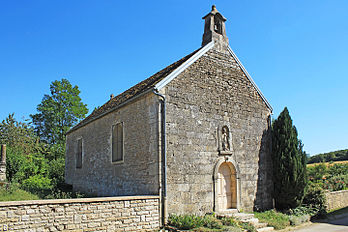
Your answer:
(165, 48), (273, 214)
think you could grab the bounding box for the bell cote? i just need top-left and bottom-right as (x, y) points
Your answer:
(202, 5), (229, 50)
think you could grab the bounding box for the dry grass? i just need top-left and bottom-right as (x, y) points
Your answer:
(307, 160), (348, 167)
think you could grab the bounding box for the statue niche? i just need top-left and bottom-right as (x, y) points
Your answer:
(219, 126), (232, 155)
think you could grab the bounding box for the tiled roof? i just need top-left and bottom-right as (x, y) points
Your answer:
(68, 48), (201, 133)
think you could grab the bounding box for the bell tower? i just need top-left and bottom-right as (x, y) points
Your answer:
(202, 5), (229, 50)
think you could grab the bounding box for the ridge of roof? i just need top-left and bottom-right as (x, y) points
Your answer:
(67, 46), (204, 134)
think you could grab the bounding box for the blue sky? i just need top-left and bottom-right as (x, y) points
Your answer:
(0, 1), (347, 155)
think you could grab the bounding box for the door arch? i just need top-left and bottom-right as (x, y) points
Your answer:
(214, 159), (239, 212)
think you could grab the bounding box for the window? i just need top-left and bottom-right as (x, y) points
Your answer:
(112, 123), (124, 162)
(76, 138), (82, 168)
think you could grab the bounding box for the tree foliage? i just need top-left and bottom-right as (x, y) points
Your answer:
(0, 114), (48, 182)
(307, 149), (348, 164)
(1, 78), (88, 200)
(30, 78), (88, 144)
(0, 113), (42, 155)
(272, 107), (308, 210)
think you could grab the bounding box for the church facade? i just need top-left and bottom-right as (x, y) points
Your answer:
(65, 6), (274, 217)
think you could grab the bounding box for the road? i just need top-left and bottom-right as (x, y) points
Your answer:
(292, 214), (348, 232)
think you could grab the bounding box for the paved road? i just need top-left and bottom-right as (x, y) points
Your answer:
(293, 215), (348, 232)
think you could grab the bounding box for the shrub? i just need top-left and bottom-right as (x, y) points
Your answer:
(202, 215), (223, 229)
(328, 163), (348, 177)
(168, 214), (204, 230)
(286, 206), (315, 216)
(220, 216), (238, 227)
(289, 215), (310, 226)
(307, 163), (327, 183)
(324, 174), (348, 191)
(22, 175), (53, 197)
(239, 222), (257, 232)
(254, 210), (290, 230)
(48, 158), (65, 188)
(302, 183), (327, 217)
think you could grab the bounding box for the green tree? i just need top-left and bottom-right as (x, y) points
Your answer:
(30, 79), (88, 144)
(272, 107), (308, 209)
(0, 114), (48, 182)
(0, 113), (42, 155)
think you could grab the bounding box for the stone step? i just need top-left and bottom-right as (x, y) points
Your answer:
(216, 209), (239, 217)
(216, 210), (272, 232)
(257, 226), (274, 232)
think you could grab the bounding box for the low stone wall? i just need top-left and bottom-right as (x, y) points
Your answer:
(325, 190), (348, 211)
(0, 195), (160, 231)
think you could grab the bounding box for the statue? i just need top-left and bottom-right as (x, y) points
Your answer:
(221, 126), (230, 151)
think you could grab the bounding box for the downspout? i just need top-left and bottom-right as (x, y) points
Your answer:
(153, 89), (167, 226)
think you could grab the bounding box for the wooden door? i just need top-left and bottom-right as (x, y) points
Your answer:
(217, 162), (237, 210)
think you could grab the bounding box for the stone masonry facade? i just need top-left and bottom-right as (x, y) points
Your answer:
(164, 47), (273, 214)
(65, 6), (274, 218)
(65, 94), (160, 197)
(0, 196), (160, 231)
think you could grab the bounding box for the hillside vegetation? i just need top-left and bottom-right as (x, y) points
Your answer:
(307, 149), (348, 164)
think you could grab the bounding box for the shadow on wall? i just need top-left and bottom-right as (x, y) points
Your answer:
(253, 127), (274, 211)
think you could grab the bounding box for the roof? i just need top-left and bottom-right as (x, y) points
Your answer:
(68, 40), (273, 134)
(67, 47), (202, 134)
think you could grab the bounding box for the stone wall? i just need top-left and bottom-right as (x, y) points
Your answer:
(164, 46), (273, 214)
(0, 196), (160, 231)
(325, 190), (348, 211)
(65, 93), (160, 196)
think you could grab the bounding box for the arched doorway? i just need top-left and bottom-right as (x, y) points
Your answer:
(216, 162), (237, 210)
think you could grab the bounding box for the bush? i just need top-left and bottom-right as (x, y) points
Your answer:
(48, 158), (65, 188)
(239, 222), (257, 232)
(168, 214), (225, 230)
(323, 174), (348, 191)
(168, 214), (204, 230)
(289, 215), (310, 226)
(308, 163), (348, 191)
(202, 215), (223, 229)
(254, 210), (290, 230)
(22, 175), (53, 197)
(286, 206), (315, 216)
(302, 183), (327, 217)
(44, 186), (86, 199)
(220, 217), (238, 227)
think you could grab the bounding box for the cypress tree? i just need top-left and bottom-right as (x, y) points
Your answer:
(272, 107), (308, 209)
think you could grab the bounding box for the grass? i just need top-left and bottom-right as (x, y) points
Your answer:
(0, 186), (39, 201)
(194, 227), (242, 232)
(307, 160), (348, 167)
(254, 210), (290, 230)
(167, 214), (255, 232)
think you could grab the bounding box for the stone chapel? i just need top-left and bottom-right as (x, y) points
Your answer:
(65, 6), (274, 218)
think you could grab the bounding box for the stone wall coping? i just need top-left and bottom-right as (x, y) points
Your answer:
(0, 195), (159, 207)
(325, 189), (348, 195)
